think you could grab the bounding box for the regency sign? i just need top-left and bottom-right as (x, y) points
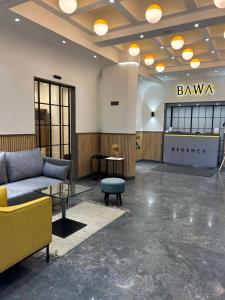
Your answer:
(176, 83), (214, 96)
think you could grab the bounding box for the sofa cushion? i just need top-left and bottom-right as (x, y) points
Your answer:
(6, 149), (44, 183)
(43, 162), (69, 181)
(0, 152), (7, 184)
(6, 176), (63, 200)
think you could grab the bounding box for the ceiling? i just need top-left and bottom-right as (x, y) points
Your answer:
(2, 0), (225, 81)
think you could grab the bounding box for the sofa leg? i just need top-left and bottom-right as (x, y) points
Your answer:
(46, 245), (50, 263)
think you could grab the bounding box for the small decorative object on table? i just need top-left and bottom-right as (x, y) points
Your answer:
(112, 144), (120, 157)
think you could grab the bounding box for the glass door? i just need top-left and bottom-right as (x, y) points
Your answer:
(34, 79), (71, 160)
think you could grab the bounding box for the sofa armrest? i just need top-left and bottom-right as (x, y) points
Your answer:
(43, 157), (73, 183)
(0, 197), (52, 273)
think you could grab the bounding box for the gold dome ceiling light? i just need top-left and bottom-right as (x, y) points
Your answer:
(59, 0), (77, 14)
(94, 19), (109, 36)
(145, 4), (162, 24)
(144, 54), (155, 66)
(214, 0), (225, 8)
(128, 44), (140, 57)
(171, 36), (184, 50)
(156, 63), (165, 73)
(190, 58), (200, 69)
(182, 48), (194, 60)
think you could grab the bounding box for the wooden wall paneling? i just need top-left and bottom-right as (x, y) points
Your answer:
(0, 135), (36, 152)
(142, 132), (163, 161)
(77, 133), (100, 178)
(100, 133), (136, 178)
(136, 131), (143, 161)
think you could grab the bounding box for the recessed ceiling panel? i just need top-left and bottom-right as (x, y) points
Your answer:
(212, 39), (225, 50)
(121, 0), (187, 22)
(71, 5), (130, 32)
(208, 24), (225, 39)
(194, 0), (213, 8)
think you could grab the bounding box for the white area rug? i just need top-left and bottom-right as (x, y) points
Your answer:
(49, 201), (126, 257)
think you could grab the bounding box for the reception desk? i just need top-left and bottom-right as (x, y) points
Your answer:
(163, 133), (220, 168)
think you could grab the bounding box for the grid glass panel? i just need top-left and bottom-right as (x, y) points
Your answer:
(34, 80), (71, 160)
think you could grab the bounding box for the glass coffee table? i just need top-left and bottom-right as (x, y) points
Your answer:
(36, 183), (91, 238)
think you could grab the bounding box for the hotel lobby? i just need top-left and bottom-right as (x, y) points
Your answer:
(1, 0), (225, 299)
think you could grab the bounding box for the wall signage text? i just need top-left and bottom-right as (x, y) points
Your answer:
(172, 147), (206, 153)
(176, 83), (214, 97)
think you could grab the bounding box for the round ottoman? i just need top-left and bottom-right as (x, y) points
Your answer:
(100, 178), (126, 206)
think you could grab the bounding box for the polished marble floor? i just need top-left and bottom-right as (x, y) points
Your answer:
(1, 161), (225, 299)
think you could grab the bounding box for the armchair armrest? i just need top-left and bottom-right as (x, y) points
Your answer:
(0, 186), (7, 207)
(43, 157), (73, 183)
(0, 197), (52, 273)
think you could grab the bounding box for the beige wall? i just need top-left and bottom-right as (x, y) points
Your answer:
(137, 75), (225, 132)
(0, 23), (102, 135)
(99, 63), (138, 134)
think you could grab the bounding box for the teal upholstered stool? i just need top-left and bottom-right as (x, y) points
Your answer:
(100, 178), (126, 206)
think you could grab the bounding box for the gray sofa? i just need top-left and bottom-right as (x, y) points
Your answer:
(0, 148), (72, 206)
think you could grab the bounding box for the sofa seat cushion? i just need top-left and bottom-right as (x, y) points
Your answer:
(0, 152), (7, 185)
(5, 176), (62, 200)
(6, 149), (44, 183)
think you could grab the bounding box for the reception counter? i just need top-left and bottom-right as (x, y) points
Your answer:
(163, 133), (220, 168)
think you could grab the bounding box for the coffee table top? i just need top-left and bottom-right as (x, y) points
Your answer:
(36, 183), (91, 199)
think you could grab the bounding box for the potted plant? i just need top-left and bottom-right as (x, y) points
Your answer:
(111, 144), (120, 157)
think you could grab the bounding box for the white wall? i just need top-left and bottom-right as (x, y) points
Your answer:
(99, 63), (138, 134)
(0, 23), (102, 134)
(137, 75), (225, 132)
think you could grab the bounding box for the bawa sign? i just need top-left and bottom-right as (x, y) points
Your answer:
(176, 83), (215, 96)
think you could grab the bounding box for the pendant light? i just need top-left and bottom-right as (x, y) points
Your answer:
(190, 58), (200, 69)
(171, 36), (184, 50)
(182, 48), (194, 60)
(156, 63), (165, 73)
(94, 19), (109, 36)
(145, 4), (162, 24)
(144, 54), (155, 66)
(214, 0), (225, 8)
(59, 0), (77, 14)
(128, 44), (140, 56)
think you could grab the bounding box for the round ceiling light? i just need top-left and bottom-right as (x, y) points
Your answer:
(182, 48), (194, 60)
(128, 44), (140, 56)
(144, 54), (155, 66)
(145, 4), (162, 24)
(94, 19), (109, 36)
(171, 36), (184, 50)
(59, 0), (77, 14)
(156, 63), (165, 73)
(190, 58), (200, 69)
(214, 0), (225, 8)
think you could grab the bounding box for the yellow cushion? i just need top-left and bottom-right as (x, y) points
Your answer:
(0, 186), (7, 207)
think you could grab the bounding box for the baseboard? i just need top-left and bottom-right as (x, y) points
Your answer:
(77, 174), (135, 180)
(137, 159), (162, 163)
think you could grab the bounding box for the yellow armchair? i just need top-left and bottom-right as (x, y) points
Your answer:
(0, 187), (52, 273)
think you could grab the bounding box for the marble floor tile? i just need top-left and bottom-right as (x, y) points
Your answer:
(1, 161), (225, 299)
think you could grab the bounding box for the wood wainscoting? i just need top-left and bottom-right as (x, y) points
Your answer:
(0, 135), (36, 152)
(77, 133), (100, 178)
(137, 131), (163, 162)
(100, 133), (136, 178)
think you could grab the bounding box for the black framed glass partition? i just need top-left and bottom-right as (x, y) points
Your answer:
(34, 78), (73, 160)
(165, 101), (225, 162)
